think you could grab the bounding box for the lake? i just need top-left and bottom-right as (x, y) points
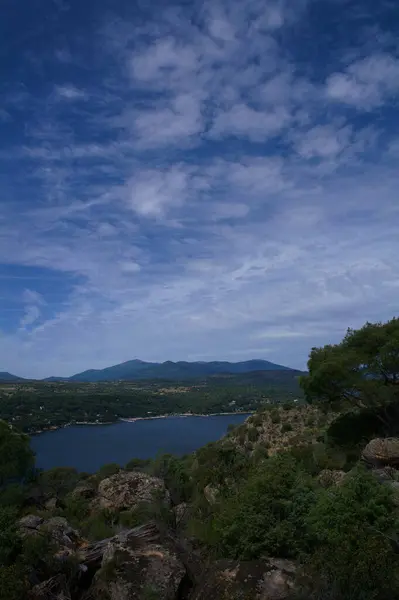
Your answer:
(31, 413), (251, 472)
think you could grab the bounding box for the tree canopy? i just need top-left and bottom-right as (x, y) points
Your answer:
(0, 420), (34, 486)
(300, 318), (399, 416)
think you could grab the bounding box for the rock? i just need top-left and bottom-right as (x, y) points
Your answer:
(28, 574), (71, 599)
(203, 484), (220, 505)
(384, 481), (399, 506)
(362, 438), (399, 468)
(371, 467), (396, 483)
(71, 481), (96, 499)
(90, 525), (186, 600)
(45, 497), (61, 511)
(42, 517), (80, 549)
(317, 469), (346, 488)
(97, 471), (169, 511)
(174, 503), (189, 528)
(19, 514), (44, 535)
(191, 558), (297, 600)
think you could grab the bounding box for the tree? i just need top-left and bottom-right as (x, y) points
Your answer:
(0, 421), (34, 486)
(301, 467), (399, 600)
(300, 318), (399, 422)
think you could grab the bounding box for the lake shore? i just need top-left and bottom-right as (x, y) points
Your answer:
(31, 411), (252, 435)
(120, 411), (253, 423)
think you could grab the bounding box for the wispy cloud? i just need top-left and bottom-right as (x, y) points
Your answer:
(0, 0), (398, 377)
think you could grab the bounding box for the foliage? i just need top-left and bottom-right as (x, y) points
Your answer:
(300, 467), (399, 600)
(206, 454), (317, 559)
(81, 509), (117, 540)
(0, 420), (34, 485)
(39, 466), (81, 499)
(0, 507), (20, 565)
(125, 457), (151, 471)
(193, 441), (251, 490)
(0, 372), (303, 433)
(0, 484), (25, 508)
(151, 454), (193, 504)
(97, 463), (120, 480)
(301, 318), (399, 420)
(0, 564), (27, 600)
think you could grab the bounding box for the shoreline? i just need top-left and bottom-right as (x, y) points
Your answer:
(119, 411), (253, 423)
(30, 411), (253, 435)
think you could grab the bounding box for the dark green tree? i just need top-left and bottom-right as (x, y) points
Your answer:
(0, 421), (34, 486)
(300, 318), (399, 420)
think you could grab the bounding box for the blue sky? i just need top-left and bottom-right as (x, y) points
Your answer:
(1, 0), (398, 378)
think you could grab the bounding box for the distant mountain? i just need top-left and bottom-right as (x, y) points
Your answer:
(65, 359), (295, 382)
(0, 372), (24, 382)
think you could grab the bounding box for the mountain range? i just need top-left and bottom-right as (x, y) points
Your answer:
(0, 359), (296, 382)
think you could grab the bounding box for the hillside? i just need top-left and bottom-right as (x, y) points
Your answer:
(66, 359), (295, 382)
(0, 371), (24, 381)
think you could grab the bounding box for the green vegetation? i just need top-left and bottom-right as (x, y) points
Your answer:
(0, 370), (303, 433)
(0, 318), (399, 599)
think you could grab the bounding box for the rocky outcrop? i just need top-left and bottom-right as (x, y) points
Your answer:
(191, 558), (296, 600)
(96, 471), (169, 511)
(28, 574), (71, 600)
(362, 438), (399, 468)
(88, 523), (186, 600)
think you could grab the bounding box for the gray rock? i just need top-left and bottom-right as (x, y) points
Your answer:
(362, 438), (399, 468)
(203, 484), (220, 505)
(191, 558), (297, 600)
(19, 514), (44, 535)
(97, 471), (169, 511)
(91, 527), (185, 600)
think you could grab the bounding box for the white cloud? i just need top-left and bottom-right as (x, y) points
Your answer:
(1, 0), (398, 377)
(326, 53), (399, 109)
(54, 84), (88, 100)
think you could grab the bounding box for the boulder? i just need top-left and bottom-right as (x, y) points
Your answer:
(43, 517), (80, 548)
(362, 438), (399, 468)
(317, 469), (346, 488)
(203, 484), (220, 505)
(191, 558), (297, 600)
(90, 525), (186, 600)
(97, 471), (169, 511)
(19, 514), (44, 535)
(28, 574), (71, 600)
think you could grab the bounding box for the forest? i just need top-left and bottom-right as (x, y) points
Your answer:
(0, 370), (303, 433)
(0, 318), (399, 599)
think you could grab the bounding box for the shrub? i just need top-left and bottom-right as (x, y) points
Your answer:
(270, 410), (281, 424)
(209, 454), (316, 559)
(0, 565), (27, 600)
(97, 463), (120, 480)
(301, 467), (399, 600)
(125, 458), (151, 472)
(281, 423), (293, 433)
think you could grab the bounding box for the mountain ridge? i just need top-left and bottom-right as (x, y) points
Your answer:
(3, 359), (296, 382)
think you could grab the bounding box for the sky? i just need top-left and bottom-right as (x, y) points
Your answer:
(0, 0), (398, 379)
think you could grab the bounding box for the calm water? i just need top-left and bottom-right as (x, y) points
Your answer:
(31, 414), (251, 472)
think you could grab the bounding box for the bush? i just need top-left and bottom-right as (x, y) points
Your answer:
(125, 458), (151, 472)
(300, 467), (399, 600)
(270, 410), (281, 424)
(0, 565), (27, 600)
(97, 463), (120, 480)
(247, 426), (260, 442)
(81, 509), (117, 540)
(208, 454), (316, 559)
(0, 507), (20, 566)
(281, 423), (293, 433)
(39, 467), (81, 498)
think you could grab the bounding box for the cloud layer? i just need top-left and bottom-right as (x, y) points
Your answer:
(0, 0), (398, 377)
